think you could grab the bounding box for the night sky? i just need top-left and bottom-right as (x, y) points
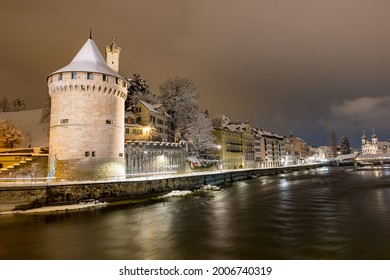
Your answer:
(1, 0), (390, 148)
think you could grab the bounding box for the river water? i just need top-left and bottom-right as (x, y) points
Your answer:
(1, 167), (390, 260)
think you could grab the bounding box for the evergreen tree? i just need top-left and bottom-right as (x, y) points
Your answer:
(125, 73), (158, 111)
(340, 136), (351, 154)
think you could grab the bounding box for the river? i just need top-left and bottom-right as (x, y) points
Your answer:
(1, 166), (390, 260)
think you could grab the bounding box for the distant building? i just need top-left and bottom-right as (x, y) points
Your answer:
(361, 130), (390, 155)
(288, 135), (309, 163)
(252, 128), (285, 168)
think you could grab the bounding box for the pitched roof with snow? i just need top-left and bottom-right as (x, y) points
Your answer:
(49, 38), (125, 80)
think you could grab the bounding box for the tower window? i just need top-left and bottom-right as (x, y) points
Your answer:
(92, 151), (96, 157)
(106, 120), (113, 124)
(87, 73), (93, 80)
(71, 72), (77, 79)
(115, 78), (119, 85)
(58, 73), (63, 81)
(102, 74), (107, 82)
(60, 119), (69, 124)
(119, 153), (123, 157)
(85, 151), (90, 157)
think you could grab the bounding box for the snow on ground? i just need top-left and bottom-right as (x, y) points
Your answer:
(200, 184), (220, 191)
(0, 200), (107, 215)
(160, 190), (193, 198)
(0, 109), (49, 148)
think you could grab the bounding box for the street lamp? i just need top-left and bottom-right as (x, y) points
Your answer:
(217, 145), (222, 170)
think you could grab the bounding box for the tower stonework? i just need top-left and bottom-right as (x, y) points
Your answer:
(48, 38), (128, 180)
(105, 38), (121, 73)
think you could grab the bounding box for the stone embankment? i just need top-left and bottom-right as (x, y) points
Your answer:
(0, 164), (322, 212)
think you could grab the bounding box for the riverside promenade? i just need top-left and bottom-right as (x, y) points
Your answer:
(0, 164), (322, 212)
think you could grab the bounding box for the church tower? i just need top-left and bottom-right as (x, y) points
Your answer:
(371, 129), (378, 144)
(47, 37), (128, 180)
(105, 38), (121, 73)
(361, 130), (367, 145)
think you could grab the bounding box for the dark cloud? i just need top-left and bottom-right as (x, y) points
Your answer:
(1, 0), (389, 147)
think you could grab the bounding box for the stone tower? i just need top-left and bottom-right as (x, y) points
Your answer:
(47, 37), (128, 180)
(105, 38), (121, 73)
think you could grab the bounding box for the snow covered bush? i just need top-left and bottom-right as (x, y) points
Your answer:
(0, 119), (23, 148)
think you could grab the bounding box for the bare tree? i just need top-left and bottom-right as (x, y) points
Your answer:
(40, 95), (51, 123)
(329, 130), (338, 157)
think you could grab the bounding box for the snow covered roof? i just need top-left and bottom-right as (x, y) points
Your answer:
(49, 38), (125, 80)
(138, 100), (158, 113)
(336, 152), (359, 161)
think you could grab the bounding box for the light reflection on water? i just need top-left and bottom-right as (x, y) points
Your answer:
(1, 167), (390, 259)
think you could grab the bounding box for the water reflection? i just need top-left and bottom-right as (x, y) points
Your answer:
(1, 167), (390, 259)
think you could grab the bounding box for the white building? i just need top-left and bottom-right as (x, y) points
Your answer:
(361, 130), (390, 155)
(47, 36), (128, 180)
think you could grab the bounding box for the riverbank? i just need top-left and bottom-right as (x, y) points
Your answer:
(0, 164), (322, 213)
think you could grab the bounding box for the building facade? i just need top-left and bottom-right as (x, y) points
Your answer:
(361, 130), (390, 155)
(213, 127), (244, 169)
(48, 37), (128, 180)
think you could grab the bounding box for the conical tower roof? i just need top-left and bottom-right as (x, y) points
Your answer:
(50, 38), (124, 80)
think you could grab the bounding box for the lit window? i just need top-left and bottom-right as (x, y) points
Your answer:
(71, 72), (77, 79)
(60, 119), (69, 124)
(87, 73), (93, 80)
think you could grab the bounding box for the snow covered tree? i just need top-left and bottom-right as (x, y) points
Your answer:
(158, 76), (215, 156)
(211, 114), (230, 128)
(125, 73), (158, 111)
(0, 119), (23, 148)
(158, 76), (199, 139)
(185, 111), (216, 156)
(340, 136), (351, 154)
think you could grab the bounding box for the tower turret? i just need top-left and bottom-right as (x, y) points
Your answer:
(371, 129), (378, 144)
(105, 38), (121, 73)
(361, 130), (367, 145)
(47, 37), (128, 180)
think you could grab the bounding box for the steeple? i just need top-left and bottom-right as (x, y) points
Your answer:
(371, 129), (378, 144)
(361, 130), (367, 145)
(105, 37), (121, 73)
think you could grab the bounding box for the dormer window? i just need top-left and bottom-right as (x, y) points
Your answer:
(71, 72), (77, 80)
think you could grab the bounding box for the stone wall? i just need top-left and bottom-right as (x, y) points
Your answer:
(0, 164), (322, 212)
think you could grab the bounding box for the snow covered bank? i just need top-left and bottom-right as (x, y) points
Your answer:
(200, 184), (220, 191)
(160, 190), (193, 198)
(0, 200), (107, 215)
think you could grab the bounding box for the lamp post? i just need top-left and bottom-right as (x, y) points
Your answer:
(217, 145), (222, 171)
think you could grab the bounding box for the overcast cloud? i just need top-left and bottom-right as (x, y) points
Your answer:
(0, 0), (389, 147)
